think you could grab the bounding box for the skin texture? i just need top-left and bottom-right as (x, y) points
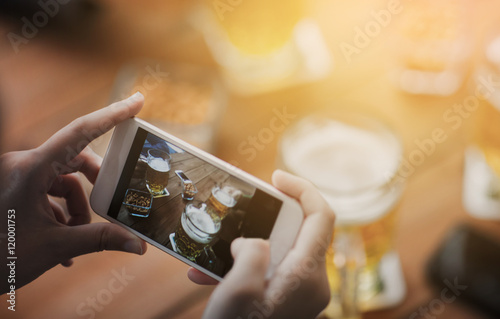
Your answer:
(0, 92), (148, 294)
(193, 170), (336, 319)
(0, 94), (336, 319)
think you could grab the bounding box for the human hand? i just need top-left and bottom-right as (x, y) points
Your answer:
(0, 92), (147, 294)
(190, 170), (335, 319)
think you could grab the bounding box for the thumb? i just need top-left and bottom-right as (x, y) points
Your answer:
(56, 223), (147, 260)
(223, 238), (270, 290)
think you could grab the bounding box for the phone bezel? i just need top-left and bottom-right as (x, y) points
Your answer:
(90, 117), (303, 281)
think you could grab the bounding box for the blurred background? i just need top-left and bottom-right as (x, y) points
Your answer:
(0, 0), (500, 318)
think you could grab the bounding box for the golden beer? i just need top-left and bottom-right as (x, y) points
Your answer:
(205, 0), (305, 55)
(206, 185), (239, 220)
(146, 149), (171, 197)
(174, 202), (221, 261)
(279, 114), (405, 315)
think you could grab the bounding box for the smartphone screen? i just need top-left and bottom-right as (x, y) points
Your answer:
(107, 128), (283, 278)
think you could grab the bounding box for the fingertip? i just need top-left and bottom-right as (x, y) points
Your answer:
(127, 91), (145, 113)
(61, 259), (74, 267)
(271, 169), (297, 190)
(231, 238), (269, 260)
(140, 240), (148, 254)
(131, 91), (144, 99)
(123, 238), (145, 255)
(271, 169), (285, 186)
(109, 91), (145, 119)
(187, 268), (219, 285)
(230, 237), (246, 257)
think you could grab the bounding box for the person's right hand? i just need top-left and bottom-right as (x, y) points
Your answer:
(190, 170), (335, 319)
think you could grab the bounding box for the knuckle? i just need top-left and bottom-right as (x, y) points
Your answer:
(69, 116), (86, 132)
(94, 224), (110, 252)
(323, 208), (336, 225)
(1, 150), (37, 180)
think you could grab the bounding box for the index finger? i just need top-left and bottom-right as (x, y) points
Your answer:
(39, 92), (144, 172)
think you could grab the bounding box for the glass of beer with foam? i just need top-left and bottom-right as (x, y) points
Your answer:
(146, 149), (171, 197)
(278, 113), (406, 318)
(174, 201), (221, 262)
(206, 184), (241, 220)
(192, 0), (332, 95)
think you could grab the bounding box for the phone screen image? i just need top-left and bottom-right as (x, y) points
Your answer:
(107, 128), (283, 277)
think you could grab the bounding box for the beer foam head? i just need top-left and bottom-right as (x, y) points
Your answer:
(281, 117), (403, 224)
(148, 157), (170, 172)
(182, 205), (220, 244)
(213, 186), (238, 207)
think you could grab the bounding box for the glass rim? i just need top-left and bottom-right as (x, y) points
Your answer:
(147, 148), (171, 161)
(278, 111), (404, 197)
(184, 201), (221, 235)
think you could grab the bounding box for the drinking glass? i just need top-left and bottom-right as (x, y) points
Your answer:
(278, 113), (406, 317)
(191, 0), (332, 95)
(206, 184), (241, 220)
(174, 201), (221, 262)
(146, 149), (171, 197)
(391, 0), (473, 96)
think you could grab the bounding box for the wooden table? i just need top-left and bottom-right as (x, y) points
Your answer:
(117, 152), (221, 245)
(1, 0), (499, 318)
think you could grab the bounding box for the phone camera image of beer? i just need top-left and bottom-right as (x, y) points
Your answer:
(206, 184), (241, 220)
(146, 149), (171, 197)
(278, 113), (406, 318)
(174, 201), (221, 262)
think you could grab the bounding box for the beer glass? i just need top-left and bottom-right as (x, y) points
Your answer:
(391, 0), (472, 96)
(192, 0), (332, 95)
(206, 184), (241, 220)
(146, 149), (171, 197)
(174, 201), (221, 262)
(463, 29), (500, 219)
(278, 113), (406, 317)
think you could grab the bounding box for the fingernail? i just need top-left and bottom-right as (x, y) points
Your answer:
(128, 91), (143, 101)
(124, 239), (143, 255)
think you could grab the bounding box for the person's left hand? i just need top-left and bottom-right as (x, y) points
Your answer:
(0, 92), (147, 294)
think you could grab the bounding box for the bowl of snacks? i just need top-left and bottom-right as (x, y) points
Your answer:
(182, 181), (198, 200)
(123, 189), (153, 217)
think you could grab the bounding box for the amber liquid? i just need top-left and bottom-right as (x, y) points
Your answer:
(325, 205), (399, 299)
(205, 0), (304, 55)
(146, 158), (170, 196)
(206, 187), (237, 220)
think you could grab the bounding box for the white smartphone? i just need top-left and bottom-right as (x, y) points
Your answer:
(90, 118), (303, 281)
